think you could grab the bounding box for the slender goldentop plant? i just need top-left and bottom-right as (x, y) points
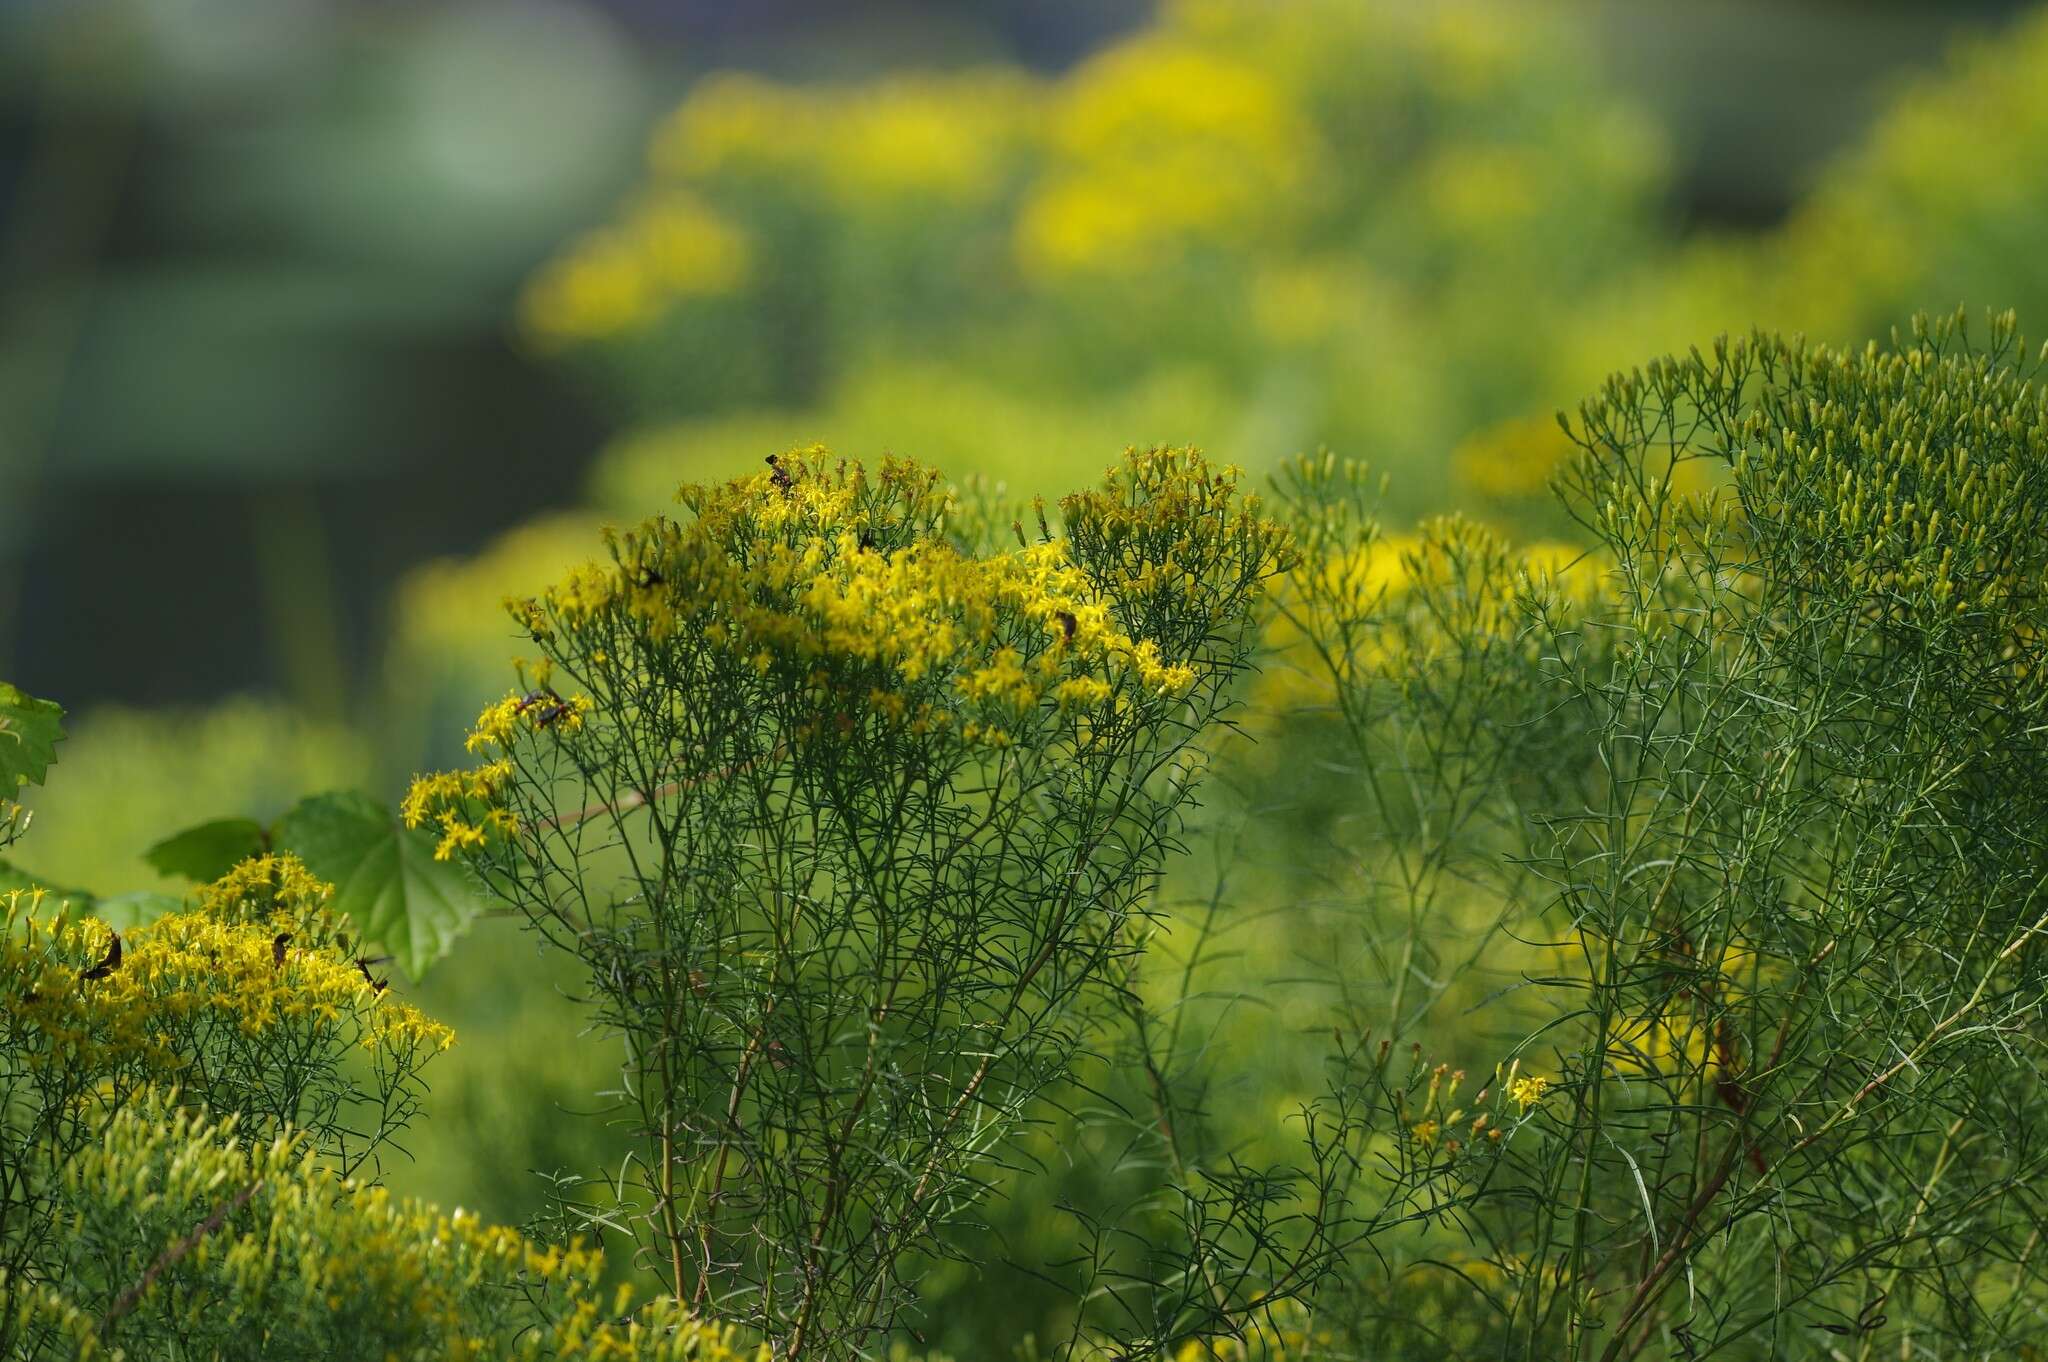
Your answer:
(1270, 310), (2048, 1357)
(407, 446), (1289, 1355)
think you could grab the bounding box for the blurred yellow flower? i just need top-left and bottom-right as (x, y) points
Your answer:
(1016, 35), (1318, 276)
(521, 192), (751, 345)
(1451, 413), (1578, 501)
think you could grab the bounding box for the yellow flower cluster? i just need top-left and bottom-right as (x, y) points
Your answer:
(1016, 30), (1318, 276)
(1, 856), (452, 1077)
(1260, 518), (1610, 713)
(576, 449), (1226, 708)
(520, 0), (1660, 375)
(522, 192), (753, 346)
(402, 446), (1283, 859)
(402, 757), (521, 861)
(1508, 1074), (1551, 1112)
(197, 852), (340, 936)
(25, 1090), (771, 1361)
(525, 67), (1035, 348)
(651, 70), (1036, 208)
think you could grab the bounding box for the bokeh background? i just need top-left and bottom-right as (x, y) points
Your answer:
(8, 0), (2048, 1350)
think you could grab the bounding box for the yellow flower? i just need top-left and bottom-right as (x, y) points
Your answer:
(1016, 34), (1318, 276)
(520, 192), (752, 346)
(1509, 1074), (1551, 1111)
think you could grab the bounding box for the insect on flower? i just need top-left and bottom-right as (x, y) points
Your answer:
(513, 688), (560, 715)
(1055, 609), (1077, 643)
(355, 957), (392, 993)
(765, 453), (794, 494)
(272, 932), (292, 968)
(80, 931), (122, 982)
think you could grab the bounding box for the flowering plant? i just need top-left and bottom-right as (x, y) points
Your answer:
(408, 446), (1290, 1354)
(0, 691), (764, 1360)
(1266, 310), (2048, 1357)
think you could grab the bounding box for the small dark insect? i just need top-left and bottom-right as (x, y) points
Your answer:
(857, 529), (877, 552)
(635, 564), (665, 588)
(765, 453), (793, 493)
(513, 688), (559, 714)
(355, 959), (389, 994)
(80, 931), (122, 982)
(534, 703), (571, 728)
(272, 932), (292, 968)
(1054, 609), (1077, 643)
(21, 989), (39, 1004)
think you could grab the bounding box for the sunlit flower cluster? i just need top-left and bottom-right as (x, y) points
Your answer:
(1260, 510), (1610, 717)
(404, 447), (1286, 853)
(402, 758), (521, 861)
(2, 856), (451, 1083)
(20, 1091), (771, 1362)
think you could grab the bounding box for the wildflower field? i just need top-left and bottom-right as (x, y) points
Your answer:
(7, 1), (2048, 1358)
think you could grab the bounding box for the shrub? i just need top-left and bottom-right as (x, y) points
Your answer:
(1270, 310), (2048, 1356)
(0, 728), (765, 1361)
(405, 446), (1291, 1354)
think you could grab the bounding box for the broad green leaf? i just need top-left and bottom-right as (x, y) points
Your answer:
(274, 791), (483, 980)
(0, 859), (95, 919)
(92, 891), (183, 931)
(145, 817), (269, 883)
(0, 864), (180, 933)
(0, 684), (64, 789)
